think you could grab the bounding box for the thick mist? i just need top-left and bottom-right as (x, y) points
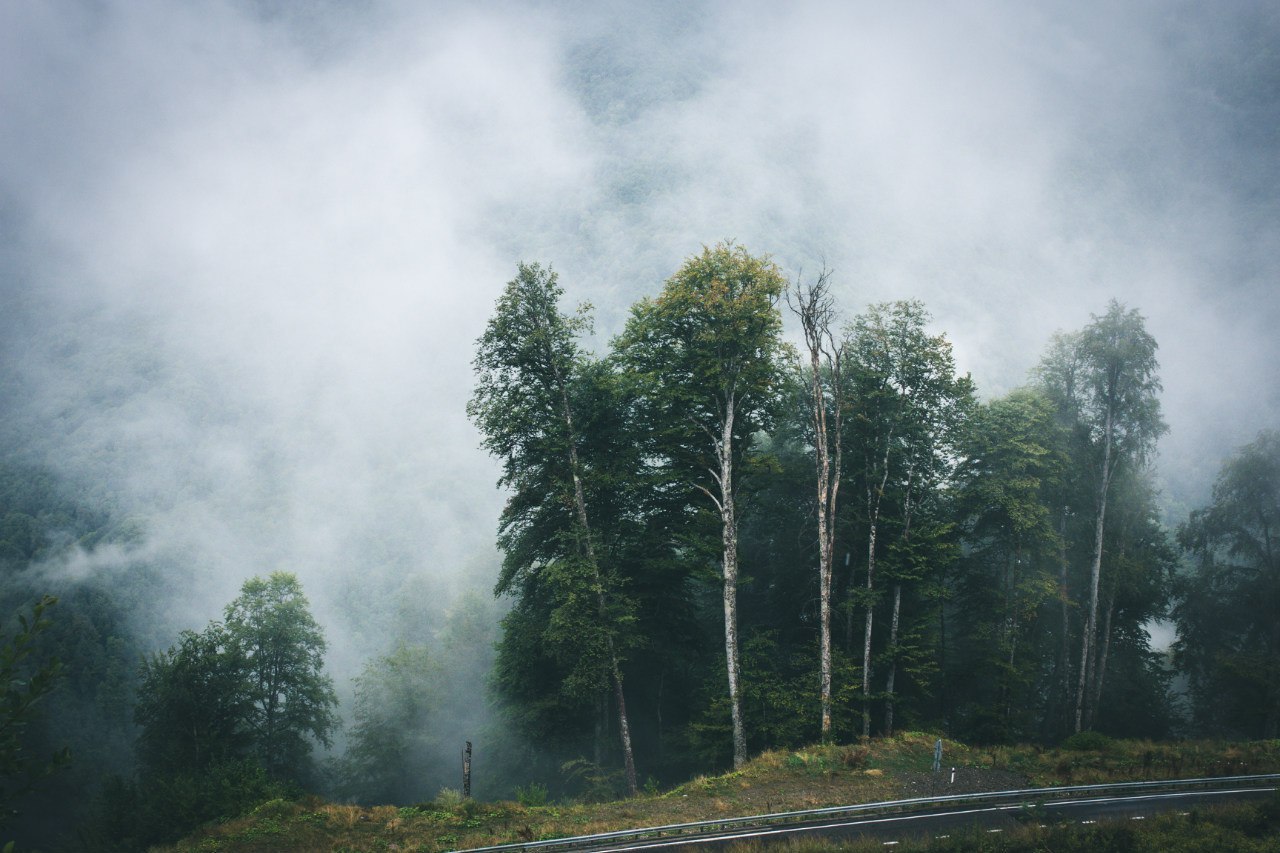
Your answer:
(2, 0), (1278, 773)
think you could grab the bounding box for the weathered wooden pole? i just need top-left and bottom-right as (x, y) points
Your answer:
(463, 741), (472, 799)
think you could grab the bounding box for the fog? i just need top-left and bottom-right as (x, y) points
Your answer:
(2, 0), (1277, 690)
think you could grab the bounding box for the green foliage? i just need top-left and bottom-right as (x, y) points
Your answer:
(614, 241), (788, 488)
(92, 759), (288, 851)
(471, 262), (647, 792)
(335, 643), (440, 805)
(135, 624), (254, 774)
(1061, 730), (1115, 752)
(1176, 430), (1280, 738)
(950, 390), (1065, 742)
(559, 758), (624, 802)
(0, 595), (68, 823)
(514, 781), (549, 807)
(106, 573), (336, 846)
(224, 572), (338, 782)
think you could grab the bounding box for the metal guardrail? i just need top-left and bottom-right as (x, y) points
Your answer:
(452, 773), (1280, 852)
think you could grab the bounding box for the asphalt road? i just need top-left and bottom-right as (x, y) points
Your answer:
(596, 786), (1279, 851)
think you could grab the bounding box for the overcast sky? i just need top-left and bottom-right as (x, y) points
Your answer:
(1, 0), (1277, 660)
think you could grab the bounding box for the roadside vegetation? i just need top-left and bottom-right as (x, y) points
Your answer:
(158, 734), (1280, 852)
(730, 792), (1280, 852)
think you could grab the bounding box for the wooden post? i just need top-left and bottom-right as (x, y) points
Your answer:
(463, 741), (472, 799)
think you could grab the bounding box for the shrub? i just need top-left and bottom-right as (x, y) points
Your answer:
(1062, 730), (1114, 752)
(515, 782), (549, 807)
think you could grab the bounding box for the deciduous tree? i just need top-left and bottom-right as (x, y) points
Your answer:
(223, 572), (338, 782)
(616, 242), (787, 768)
(1036, 302), (1165, 732)
(470, 263), (639, 793)
(1176, 430), (1280, 737)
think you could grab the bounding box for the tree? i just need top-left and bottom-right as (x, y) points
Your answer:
(0, 595), (67, 826)
(616, 242), (787, 768)
(337, 644), (440, 804)
(223, 572), (338, 782)
(1176, 430), (1280, 737)
(786, 268), (846, 741)
(1037, 301), (1165, 732)
(951, 390), (1064, 741)
(134, 624), (253, 775)
(843, 300), (973, 738)
(469, 263), (639, 794)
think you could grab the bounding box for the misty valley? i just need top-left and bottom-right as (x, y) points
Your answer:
(2, 244), (1277, 851)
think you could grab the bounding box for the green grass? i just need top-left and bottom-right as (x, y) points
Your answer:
(157, 737), (1280, 853)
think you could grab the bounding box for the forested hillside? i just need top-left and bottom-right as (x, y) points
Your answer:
(467, 245), (1205, 798)
(1, 243), (1277, 849)
(4, 3), (1279, 850)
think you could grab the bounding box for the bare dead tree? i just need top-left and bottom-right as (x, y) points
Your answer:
(787, 267), (846, 742)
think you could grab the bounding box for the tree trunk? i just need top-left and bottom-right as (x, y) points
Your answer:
(720, 402), (748, 769)
(593, 692), (605, 767)
(1088, 594), (1116, 730)
(884, 582), (902, 735)
(810, 363), (833, 739)
(883, 467), (914, 737)
(861, 546), (875, 741)
(861, 439), (893, 740)
(611, 658), (638, 795)
(1005, 543), (1022, 728)
(805, 338), (841, 742)
(1058, 505), (1072, 736)
(789, 270), (843, 742)
(1075, 407), (1114, 733)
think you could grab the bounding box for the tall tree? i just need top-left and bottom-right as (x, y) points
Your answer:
(1037, 301), (1165, 732)
(1031, 331), (1091, 735)
(223, 572), (338, 782)
(951, 390), (1064, 741)
(469, 263), (639, 794)
(616, 242), (787, 769)
(1176, 430), (1280, 737)
(786, 268), (845, 741)
(844, 300), (973, 738)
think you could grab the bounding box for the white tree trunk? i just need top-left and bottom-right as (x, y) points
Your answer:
(883, 582), (902, 735)
(1075, 407), (1114, 733)
(719, 401), (748, 769)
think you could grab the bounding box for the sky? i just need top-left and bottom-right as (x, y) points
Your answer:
(1, 0), (1278, 665)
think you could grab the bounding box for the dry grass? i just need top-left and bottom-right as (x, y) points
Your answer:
(157, 737), (1280, 853)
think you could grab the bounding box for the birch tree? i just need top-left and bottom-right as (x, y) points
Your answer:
(1036, 301), (1164, 733)
(615, 242), (786, 769)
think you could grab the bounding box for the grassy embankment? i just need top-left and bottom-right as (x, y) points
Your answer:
(161, 734), (1280, 853)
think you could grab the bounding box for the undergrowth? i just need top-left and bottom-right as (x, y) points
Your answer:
(158, 736), (1280, 853)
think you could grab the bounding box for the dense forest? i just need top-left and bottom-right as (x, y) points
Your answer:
(1, 243), (1277, 849)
